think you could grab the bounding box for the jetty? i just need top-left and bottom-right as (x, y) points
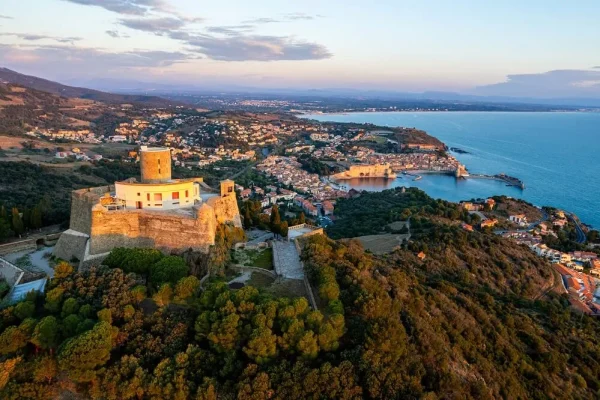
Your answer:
(465, 173), (525, 189)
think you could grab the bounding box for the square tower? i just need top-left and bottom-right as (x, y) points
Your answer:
(220, 179), (235, 197)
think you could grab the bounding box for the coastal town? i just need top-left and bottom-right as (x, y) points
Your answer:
(2, 105), (600, 319)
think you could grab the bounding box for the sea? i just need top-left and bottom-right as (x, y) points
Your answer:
(301, 112), (600, 228)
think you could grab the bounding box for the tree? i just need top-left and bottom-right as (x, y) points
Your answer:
(243, 327), (277, 364)
(0, 357), (21, 390)
(153, 284), (173, 307)
(0, 326), (28, 355)
(174, 276), (200, 302)
(23, 207), (32, 230)
(150, 256), (189, 287)
(53, 262), (74, 280)
(270, 205), (281, 233)
(243, 206), (252, 230)
(31, 316), (60, 350)
(11, 208), (24, 237)
(58, 322), (114, 382)
(30, 206), (43, 230)
(299, 212), (306, 224)
(280, 221), (289, 239)
(0, 218), (11, 242)
(61, 298), (79, 318)
(44, 288), (64, 313)
(13, 301), (35, 320)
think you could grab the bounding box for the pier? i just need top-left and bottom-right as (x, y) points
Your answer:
(464, 173), (525, 189)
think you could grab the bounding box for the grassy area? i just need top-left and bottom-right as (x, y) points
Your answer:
(246, 272), (275, 288)
(356, 233), (406, 255)
(231, 248), (274, 270)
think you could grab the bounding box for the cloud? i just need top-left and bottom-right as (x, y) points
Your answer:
(242, 13), (323, 24)
(0, 44), (192, 79)
(0, 15), (13, 19)
(175, 32), (332, 61)
(284, 12), (320, 21)
(0, 32), (82, 44)
(205, 25), (254, 36)
(119, 17), (186, 33)
(61, 0), (168, 15)
(106, 30), (130, 38)
(475, 69), (600, 98)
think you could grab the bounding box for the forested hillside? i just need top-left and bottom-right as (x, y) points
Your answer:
(1, 188), (599, 398)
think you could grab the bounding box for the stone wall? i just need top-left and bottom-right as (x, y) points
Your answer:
(53, 229), (89, 262)
(69, 185), (114, 234)
(89, 203), (217, 255)
(207, 194), (242, 228)
(332, 163), (396, 180)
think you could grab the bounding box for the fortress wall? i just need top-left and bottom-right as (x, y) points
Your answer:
(89, 204), (217, 256)
(333, 164), (395, 180)
(207, 195), (242, 228)
(69, 185), (113, 234)
(53, 229), (89, 262)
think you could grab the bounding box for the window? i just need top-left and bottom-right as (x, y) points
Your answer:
(154, 193), (162, 201)
(185, 190), (189, 198)
(228, 186), (233, 193)
(172, 191), (179, 200)
(158, 159), (161, 165)
(147, 193), (150, 201)
(137, 192), (141, 196)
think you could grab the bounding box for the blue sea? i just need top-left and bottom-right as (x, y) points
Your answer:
(302, 112), (600, 228)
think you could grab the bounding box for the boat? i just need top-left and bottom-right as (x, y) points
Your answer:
(413, 175), (422, 181)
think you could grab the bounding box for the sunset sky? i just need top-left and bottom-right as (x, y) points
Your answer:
(1, 0), (599, 97)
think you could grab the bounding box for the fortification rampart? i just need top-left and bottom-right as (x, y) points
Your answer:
(207, 194), (243, 228)
(69, 185), (114, 234)
(89, 203), (217, 255)
(332, 164), (397, 180)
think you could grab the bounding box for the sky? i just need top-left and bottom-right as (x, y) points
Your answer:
(0, 0), (599, 97)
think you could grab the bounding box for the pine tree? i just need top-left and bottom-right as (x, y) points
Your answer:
(299, 212), (306, 224)
(270, 205), (281, 237)
(23, 208), (31, 230)
(243, 206), (252, 230)
(11, 208), (24, 237)
(31, 206), (43, 230)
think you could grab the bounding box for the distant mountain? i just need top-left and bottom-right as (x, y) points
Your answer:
(0, 67), (179, 107)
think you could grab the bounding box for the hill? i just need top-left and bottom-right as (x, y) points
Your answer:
(2, 187), (599, 398)
(0, 68), (179, 107)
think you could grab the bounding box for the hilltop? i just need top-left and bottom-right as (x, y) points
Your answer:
(0, 68), (179, 107)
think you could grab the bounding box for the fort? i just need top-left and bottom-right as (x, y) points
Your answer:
(54, 146), (241, 270)
(332, 163), (397, 180)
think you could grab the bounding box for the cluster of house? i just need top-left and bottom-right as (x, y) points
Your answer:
(27, 128), (100, 144)
(55, 147), (103, 161)
(553, 263), (600, 314)
(237, 182), (334, 219)
(257, 156), (344, 198)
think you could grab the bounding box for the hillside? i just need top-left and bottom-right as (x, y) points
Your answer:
(0, 68), (179, 107)
(1, 188), (599, 398)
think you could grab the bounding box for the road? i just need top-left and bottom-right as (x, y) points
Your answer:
(566, 212), (587, 244)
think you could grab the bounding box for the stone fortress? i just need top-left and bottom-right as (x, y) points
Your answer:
(54, 146), (241, 269)
(332, 163), (397, 180)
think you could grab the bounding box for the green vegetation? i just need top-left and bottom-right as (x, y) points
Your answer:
(297, 154), (340, 176)
(2, 187), (600, 398)
(0, 162), (102, 237)
(326, 186), (477, 238)
(232, 248), (274, 270)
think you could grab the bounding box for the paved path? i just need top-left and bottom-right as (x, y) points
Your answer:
(272, 241), (304, 280)
(566, 212), (586, 244)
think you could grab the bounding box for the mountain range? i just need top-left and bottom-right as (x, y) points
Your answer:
(0, 68), (179, 107)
